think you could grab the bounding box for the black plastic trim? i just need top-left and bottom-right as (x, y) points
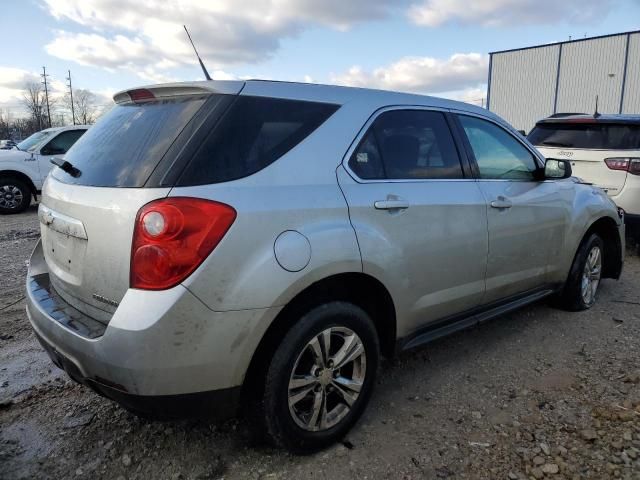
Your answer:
(398, 286), (558, 352)
(28, 273), (107, 339)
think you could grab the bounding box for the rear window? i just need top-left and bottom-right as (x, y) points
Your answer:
(176, 96), (339, 185)
(52, 96), (209, 187)
(528, 123), (640, 150)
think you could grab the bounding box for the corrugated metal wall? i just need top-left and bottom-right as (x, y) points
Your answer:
(622, 32), (640, 113)
(556, 35), (627, 114)
(489, 45), (559, 132)
(488, 31), (640, 132)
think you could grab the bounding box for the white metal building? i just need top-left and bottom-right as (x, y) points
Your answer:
(487, 30), (640, 132)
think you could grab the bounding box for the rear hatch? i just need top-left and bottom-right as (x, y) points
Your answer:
(529, 120), (640, 196)
(38, 82), (244, 322)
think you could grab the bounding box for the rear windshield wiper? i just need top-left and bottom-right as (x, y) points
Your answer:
(50, 158), (81, 178)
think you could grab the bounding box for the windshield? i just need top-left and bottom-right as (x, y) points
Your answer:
(53, 95), (209, 187)
(528, 123), (640, 150)
(17, 131), (55, 152)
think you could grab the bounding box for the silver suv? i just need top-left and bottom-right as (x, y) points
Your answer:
(26, 80), (624, 452)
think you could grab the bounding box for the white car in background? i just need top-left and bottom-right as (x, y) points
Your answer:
(528, 114), (640, 238)
(0, 125), (89, 214)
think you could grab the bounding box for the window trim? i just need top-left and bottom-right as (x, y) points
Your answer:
(342, 105), (474, 183)
(450, 111), (546, 182)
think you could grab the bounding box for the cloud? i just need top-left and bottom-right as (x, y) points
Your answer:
(42, 0), (403, 81)
(331, 53), (488, 94)
(408, 0), (617, 27)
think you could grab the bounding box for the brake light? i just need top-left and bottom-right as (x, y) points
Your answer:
(605, 157), (640, 175)
(127, 88), (155, 103)
(131, 198), (236, 290)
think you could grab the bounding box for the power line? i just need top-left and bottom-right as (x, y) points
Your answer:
(41, 66), (52, 128)
(66, 70), (76, 125)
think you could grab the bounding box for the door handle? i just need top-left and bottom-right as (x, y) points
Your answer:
(374, 200), (410, 210)
(490, 196), (512, 209)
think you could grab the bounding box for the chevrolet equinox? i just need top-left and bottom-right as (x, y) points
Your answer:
(26, 80), (624, 452)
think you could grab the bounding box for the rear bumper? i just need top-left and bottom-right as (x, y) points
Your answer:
(26, 239), (281, 417)
(33, 327), (241, 419)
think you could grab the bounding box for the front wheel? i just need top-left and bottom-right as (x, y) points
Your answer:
(0, 177), (31, 214)
(559, 233), (604, 311)
(262, 302), (379, 453)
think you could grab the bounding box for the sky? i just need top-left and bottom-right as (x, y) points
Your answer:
(1, 0), (640, 117)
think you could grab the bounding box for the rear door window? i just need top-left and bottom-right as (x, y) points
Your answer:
(528, 123), (640, 149)
(349, 110), (464, 180)
(176, 96), (339, 185)
(52, 96), (209, 187)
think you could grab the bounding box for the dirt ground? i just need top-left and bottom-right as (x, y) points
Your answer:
(1, 205), (639, 480)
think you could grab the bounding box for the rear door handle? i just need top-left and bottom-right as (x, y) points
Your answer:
(490, 196), (512, 209)
(374, 200), (410, 210)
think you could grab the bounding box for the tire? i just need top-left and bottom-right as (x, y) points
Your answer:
(559, 233), (604, 311)
(0, 176), (31, 214)
(261, 301), (379, 453)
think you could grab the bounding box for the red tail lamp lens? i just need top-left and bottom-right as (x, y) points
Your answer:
(127, 89), (155, 102)
(131, 198), (236, 290)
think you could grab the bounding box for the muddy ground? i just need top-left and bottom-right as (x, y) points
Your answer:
(1, 205), (639, 480)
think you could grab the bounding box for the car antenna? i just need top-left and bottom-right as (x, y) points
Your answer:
(594, 95), (600, 118)
(183, 25), (212, 81)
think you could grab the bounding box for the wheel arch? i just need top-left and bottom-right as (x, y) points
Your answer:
(0, 169), (38, 198)
(241, 272), (396, 401)
(582, 215), (623, 279)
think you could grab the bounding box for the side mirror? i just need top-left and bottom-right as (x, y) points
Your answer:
(517, 130), (526, 136)
(544, 158), (572, 179)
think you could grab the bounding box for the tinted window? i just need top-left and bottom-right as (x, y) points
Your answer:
(349, 110), (463, 180)
(53, 96), (208, 187)
(177, 96), (339, 185)
(42, 130), (85, 155)
(528, 123), (640, 150)
(459, 115), (538, 180)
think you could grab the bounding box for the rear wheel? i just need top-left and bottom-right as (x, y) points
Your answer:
(559, 233), (604, 311)
(0, 177), (31, 214)
(262, 302), (379, 453)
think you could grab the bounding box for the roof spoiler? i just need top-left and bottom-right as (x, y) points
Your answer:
(113, 80), (245, 104)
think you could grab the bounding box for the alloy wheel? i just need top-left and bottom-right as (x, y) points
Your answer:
(287, 326), (366, 432)
(0, 184), (24, 210)
(581, 245), (601, 305)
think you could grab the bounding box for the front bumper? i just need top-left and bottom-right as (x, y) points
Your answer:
(26, 240), (281, 418)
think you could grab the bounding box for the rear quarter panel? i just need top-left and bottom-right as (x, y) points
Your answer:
(175, 101), (375, 311)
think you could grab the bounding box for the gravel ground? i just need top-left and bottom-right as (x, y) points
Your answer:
(1, 206), (639, 480)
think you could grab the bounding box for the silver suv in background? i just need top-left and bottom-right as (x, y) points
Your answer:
(26, 80), (624, 452)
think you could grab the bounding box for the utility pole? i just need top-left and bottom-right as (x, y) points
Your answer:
(66, 70), (76, 125)
(41, 66), (52, 128)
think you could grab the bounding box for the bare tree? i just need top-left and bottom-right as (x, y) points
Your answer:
(22, 81), (47, 130)
(65, 89), (98, 125)
(21, 81), (59, 129)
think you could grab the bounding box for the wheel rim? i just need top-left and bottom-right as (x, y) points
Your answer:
(288, 326), (367, 432)
(581, 245), (602, 305)
(0, 184), (24, 210)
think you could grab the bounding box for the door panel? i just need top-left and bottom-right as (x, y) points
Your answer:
(455, 114), (568, 303)
(476, 180), (567, 301)
(338, 168), (488, 336)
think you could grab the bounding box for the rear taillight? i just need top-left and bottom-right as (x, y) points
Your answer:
(127, 88), (155, 103)
(131, 198), (236, 290)
(605, 157), (640, 175)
